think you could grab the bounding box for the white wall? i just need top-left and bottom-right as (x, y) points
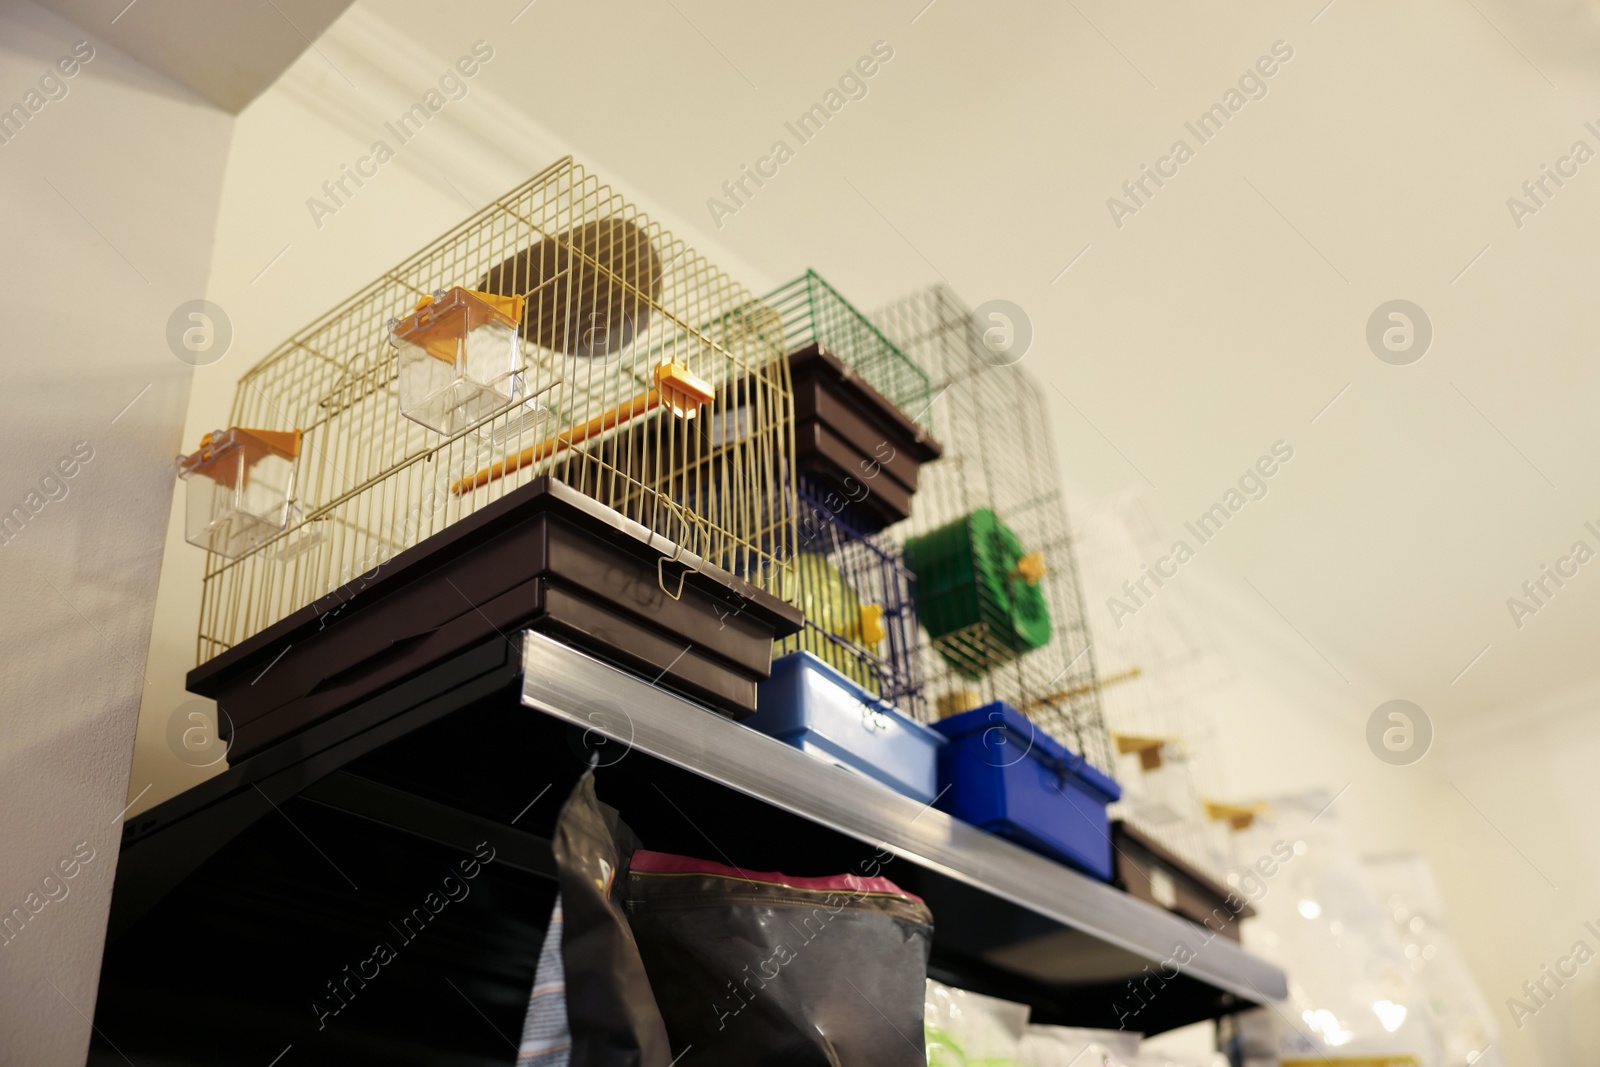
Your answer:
(1077, 487), (1443, 865)
(0, 1), (231, 1062)
(1096, 500), (1600, 1067)
(1423, 682), (1600, 1065)
(1075, 487), (1516, 1061)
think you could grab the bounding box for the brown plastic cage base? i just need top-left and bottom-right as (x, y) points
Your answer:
(188, 476), (802, 762)
(788, 343), (942, 533)
(1111, 820), (1254, 943)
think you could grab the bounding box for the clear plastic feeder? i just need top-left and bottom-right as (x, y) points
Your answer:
(390, 286), (526, 435)
(178, 427), (301, 558)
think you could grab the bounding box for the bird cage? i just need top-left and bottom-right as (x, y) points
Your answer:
(777, 473), (925, 718)
(1074, 489), (1244, 886)
(766, 270), (934, 431)
(754, 271), (939, 717)
(765, 270), (942, 534)
(873, 286), (1110, 773)
(189, 156), (796, 670)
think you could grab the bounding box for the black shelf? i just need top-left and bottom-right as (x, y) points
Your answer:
(92, 631), (1285, 1066)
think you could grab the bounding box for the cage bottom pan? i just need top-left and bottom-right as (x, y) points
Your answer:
(933, 702), (1122, 881)
(788, 343), (942, 533)
(749, 651), (946, 803)
(1111, 820), (1252, 942)
(188, 476), (802, 762)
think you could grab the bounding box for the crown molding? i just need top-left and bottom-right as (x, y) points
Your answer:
(1445, 667), (1600, 755)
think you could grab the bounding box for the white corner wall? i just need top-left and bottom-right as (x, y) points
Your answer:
(0, 2), (232, 1063)
(1072, 490), (1493, 1059)
(1426, 684), (1600, 1065)
(1150, 544), (1600, 1067)
(1079, 505), (1600, 1066)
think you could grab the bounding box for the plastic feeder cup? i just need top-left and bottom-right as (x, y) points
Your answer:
(390, 287), (527, 435)
(178, 427), (302, 558)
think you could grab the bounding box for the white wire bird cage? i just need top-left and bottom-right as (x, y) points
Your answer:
(1074, 489), (1244, 885)
(873, 286), (1111, 774)
(187, 156), (796, 664)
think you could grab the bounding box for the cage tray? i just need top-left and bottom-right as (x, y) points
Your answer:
(933, 702), (1122, 881)
(789, 343), (942, 532)
(1111, 820), (1253, 942)
(748, 651), (946, 803)
(188, 476), (802, 761)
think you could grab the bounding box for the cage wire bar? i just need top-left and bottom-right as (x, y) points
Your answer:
(765, 270), (934, 432)
(197, 156), (796, 663)
(778, 475), (926, 718)
(873, 286), (1111, 775)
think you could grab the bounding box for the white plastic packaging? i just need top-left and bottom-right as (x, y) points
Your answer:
(1229, 791), (1444, 1066)
(925, 978), (1030, 1066)
(1019, 1024), (1139, 1066)
(1364, 853), (1503, 1067)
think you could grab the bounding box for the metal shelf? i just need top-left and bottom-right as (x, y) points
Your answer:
(519, 632), (1287, 1014)
(95, 630), (1286, 1065)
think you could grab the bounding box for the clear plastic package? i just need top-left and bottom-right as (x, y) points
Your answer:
(1020, 1025), (1139, 1066)
(925, 978), (1029, 1066)
(389, 286), (528, 435)
(177, 427), (301, 558)
(1364, 853), (1503, 1067)
(1228, 791), (1444, 1066)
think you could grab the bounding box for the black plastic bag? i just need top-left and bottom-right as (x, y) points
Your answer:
(625, 850), (933, 1066)
(550, 770), (672, 1067)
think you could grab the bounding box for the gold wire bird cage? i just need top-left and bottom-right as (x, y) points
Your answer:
(873, 286), (1111, 773)
(189, 156), (795, 665)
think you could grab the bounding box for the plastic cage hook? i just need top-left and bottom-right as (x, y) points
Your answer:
(860, 705), (892, 733)
(1043, 747), (1088, 795)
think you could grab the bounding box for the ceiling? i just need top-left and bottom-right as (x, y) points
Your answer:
(39, 0), (353, 111)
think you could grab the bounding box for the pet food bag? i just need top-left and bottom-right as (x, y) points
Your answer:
(627, 850), (934, 1065)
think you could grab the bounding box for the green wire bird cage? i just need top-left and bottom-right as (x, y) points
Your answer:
(764, 270), (943, 535)
(766, 269), (934, 431)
